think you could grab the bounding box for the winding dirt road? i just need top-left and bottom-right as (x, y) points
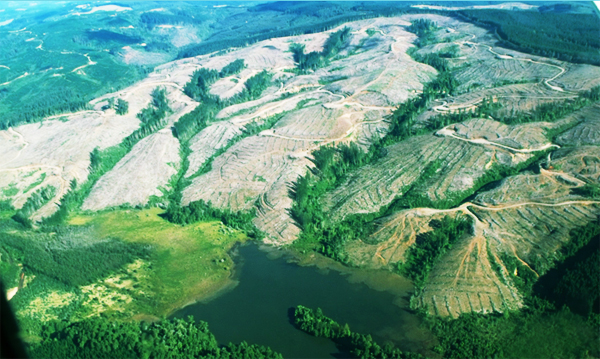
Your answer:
(436, 125), (560, 153)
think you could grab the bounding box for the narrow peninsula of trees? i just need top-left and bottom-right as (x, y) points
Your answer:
(220, 59), (246, 78)
(398, 215), (472, 289)
(294, 305), (424, 359)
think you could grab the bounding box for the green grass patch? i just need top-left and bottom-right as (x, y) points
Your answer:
(68, 208), (248, 316)
(23, 173), (47, 194)
(2, 183), (19, 197)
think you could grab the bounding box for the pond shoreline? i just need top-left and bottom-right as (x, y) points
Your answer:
(170, 242), (437, 358)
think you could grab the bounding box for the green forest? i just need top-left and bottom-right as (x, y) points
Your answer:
(456, 9), (600, 65)
(29, 316), (282, 359)
(290, 28), (351, 72)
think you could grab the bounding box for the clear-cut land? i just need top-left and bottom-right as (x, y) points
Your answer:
(0, 13), (599, 319)
(82, 129), (181, 211)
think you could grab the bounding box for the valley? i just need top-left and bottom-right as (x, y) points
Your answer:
(0, 2), (599, 358)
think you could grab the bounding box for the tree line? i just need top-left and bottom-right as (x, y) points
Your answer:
(0, 229), (150, 288)
(42, 87), (171, 226)
(0, 97), (91, 130)
(163, 199), (263, 240)
(178, 14), (378, 60)
(28, 316), (283, 359)
(11, 186), (56, 228)
(487, 86), (600, 126)
(407, 19), (439, 48)
(219, 59), (246, 78)
(455, 10), (600, 65)
(140, 12), (202, 29)
(294, 305), (425, 359)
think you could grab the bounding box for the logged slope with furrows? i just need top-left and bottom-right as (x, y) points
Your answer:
(181, 17), (439, 243)
(341, 121), (600, 316)
(0, 110), (139, 220)
(185, 122), (242, 178)
(323, 117), (556, 221)
(180, 14), (600, 246)
(419, 83), (576, 122)
(346, 177), (600, 317)
(0, 54), (200, 220)
(555, 103), (600, 147)
(82, 130), (181, 211)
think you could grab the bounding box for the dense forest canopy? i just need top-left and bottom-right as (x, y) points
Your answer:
(29, 317), (283, 359)
(456, 9), (600, 65)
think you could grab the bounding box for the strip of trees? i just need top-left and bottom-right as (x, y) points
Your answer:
(11, 186), (56, 228)
(398, 215), (472, 290)
(43, 87), (171, 226)
(115, 98), (129, 115)
(163, 199), (263, 240)
(290, 28), (351, 73)
(294, 305), (424, 359)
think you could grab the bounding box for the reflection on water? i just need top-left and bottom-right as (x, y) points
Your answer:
(172, 243), (435, 358)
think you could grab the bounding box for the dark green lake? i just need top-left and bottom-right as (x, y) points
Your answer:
(172, 244), (434, 358)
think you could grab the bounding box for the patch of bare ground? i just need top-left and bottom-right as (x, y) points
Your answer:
(554, 64), (600, 92)
(323, 118), (554, 221)
(162, 25), (203, 48)
(550, 146), (600, 184)
(119, 46), (171, 66)
(182, 134), (312, 243)
(555, 103), (600, 147)
(209, 69), (261, 100)
(0, 110), (140, 220)
(181, 17), (438, 243)
(0, 58), (199, 220)
(82, 129), (181, 210)
(185, 122), (242, 178)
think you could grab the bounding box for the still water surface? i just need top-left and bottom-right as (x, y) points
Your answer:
(172, 244), (434, 358)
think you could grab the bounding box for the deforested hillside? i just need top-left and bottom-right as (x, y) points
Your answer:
(0, 10), (599, 325)
(280, 14), (600, 319)
(179, 16), (438, 244)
